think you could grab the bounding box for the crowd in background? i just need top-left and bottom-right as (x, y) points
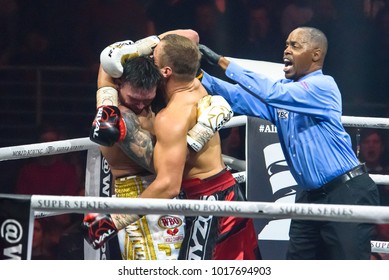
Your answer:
(2, 0), (389, 107)
(1, 0), (389, 259)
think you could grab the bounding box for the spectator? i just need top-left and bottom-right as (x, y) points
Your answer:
(359, 129), (389, 204)
(193, 0), (228, 54)
(326, 0), (375, 108)
(75, 0), (151, 70)
(31, 219), (56, 260)
(56, 212), (85, 260)
(146, 0), (196, 35)
(15, 124), (82, 196)
(0, 0), (20, 65)
(359, 129), (389, 260)
(363, 0), (386, 19)
(236, 1), (283, 62)
(14, 30), (51, 66)
(220, 126), (245, 160)
(359, 129), (389, 175)
(370, 6), (389, 106)
(307, 0), (339, 41)
(373, 223), (389, 260)
(279, 0), (314, 39)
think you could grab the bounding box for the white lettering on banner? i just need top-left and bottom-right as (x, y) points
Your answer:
(186, 195), (215, 260)
(3, 244), (22, 260)
(100, 243), (107, 260)
(102, 157), (110, 174)
(93, 230), (115, 248)
(259, 143), (297, 241)
(1, 219), (23, 260)
(93, 107), (103, 137)
(1, 219), (23, 244)
(101, 157), (111, 197)
(187, 215), (212, 260)
(258, 124), (277, 133)
(101, 175), (111, 197)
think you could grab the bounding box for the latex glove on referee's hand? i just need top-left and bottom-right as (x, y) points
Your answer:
(198, 44), (221, 65)
(198, 44), (230, 70)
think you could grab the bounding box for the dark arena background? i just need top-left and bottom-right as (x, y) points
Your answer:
(1, 0), (389, 260)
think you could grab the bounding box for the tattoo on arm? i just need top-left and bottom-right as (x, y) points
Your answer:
(117, 108), (155, 173)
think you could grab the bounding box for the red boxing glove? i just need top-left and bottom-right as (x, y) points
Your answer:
(89, 105), (126, 146)
(81, 213), (118, 249)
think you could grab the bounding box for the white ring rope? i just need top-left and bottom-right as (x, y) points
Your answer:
(3, 135), (389, 185)
(33, 171), (247, 219)
(2, 115), (389, 162)
(223, 115), (247, 129)
(341, 116), (389, 129)
(31, 194), (389, 254)
(30, 194), (389, 224)
(223, 115), (389, 129)
(3, 115), (389, 255)
(0, 137), (97, 161)
(222, 155), (246, 171)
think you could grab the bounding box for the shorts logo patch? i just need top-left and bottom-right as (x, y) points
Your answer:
(277, 109), (289, 119)
(158, 215), (183, 229)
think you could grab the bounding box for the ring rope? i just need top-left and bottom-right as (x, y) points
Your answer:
(341, 116), (389, 129)
(2, 115), (389, 162)
(33, 171), (247, 219)
(32, 194), (389, 254)
(3, 114), (389, 256)
(30, 194), (389, 224)
(0, 137), (96, 161)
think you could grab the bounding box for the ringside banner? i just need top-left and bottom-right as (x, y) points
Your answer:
(246, 117), (300, 260)
(84, 147), (120, 260)
(0, 194), (33, 260)
(84, 148), (114, 260)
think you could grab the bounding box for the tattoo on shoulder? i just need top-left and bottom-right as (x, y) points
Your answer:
(117, 109), (155, 172)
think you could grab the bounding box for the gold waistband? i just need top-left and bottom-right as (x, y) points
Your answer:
(115, 175), (155, 198)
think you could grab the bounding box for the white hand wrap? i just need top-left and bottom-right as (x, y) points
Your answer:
(187, 95), (233, 152)
(100, 36), (160, 78)
(187, 123), (214, 152)
(96, 87), (118, 108)
(112, 214), (141, 230)
(134, 35), (160, 57)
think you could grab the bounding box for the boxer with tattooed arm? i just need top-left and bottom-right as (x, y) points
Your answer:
(84, 33), (261, 260)
(82, 30), (235, 260)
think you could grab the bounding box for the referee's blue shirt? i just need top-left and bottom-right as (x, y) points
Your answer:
(202, 61), (359, 190)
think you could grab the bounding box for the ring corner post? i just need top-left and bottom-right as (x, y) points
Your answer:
(0, 194), (34, 260)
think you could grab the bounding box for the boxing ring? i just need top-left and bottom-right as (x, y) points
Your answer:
(1, 115), (389, 260)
